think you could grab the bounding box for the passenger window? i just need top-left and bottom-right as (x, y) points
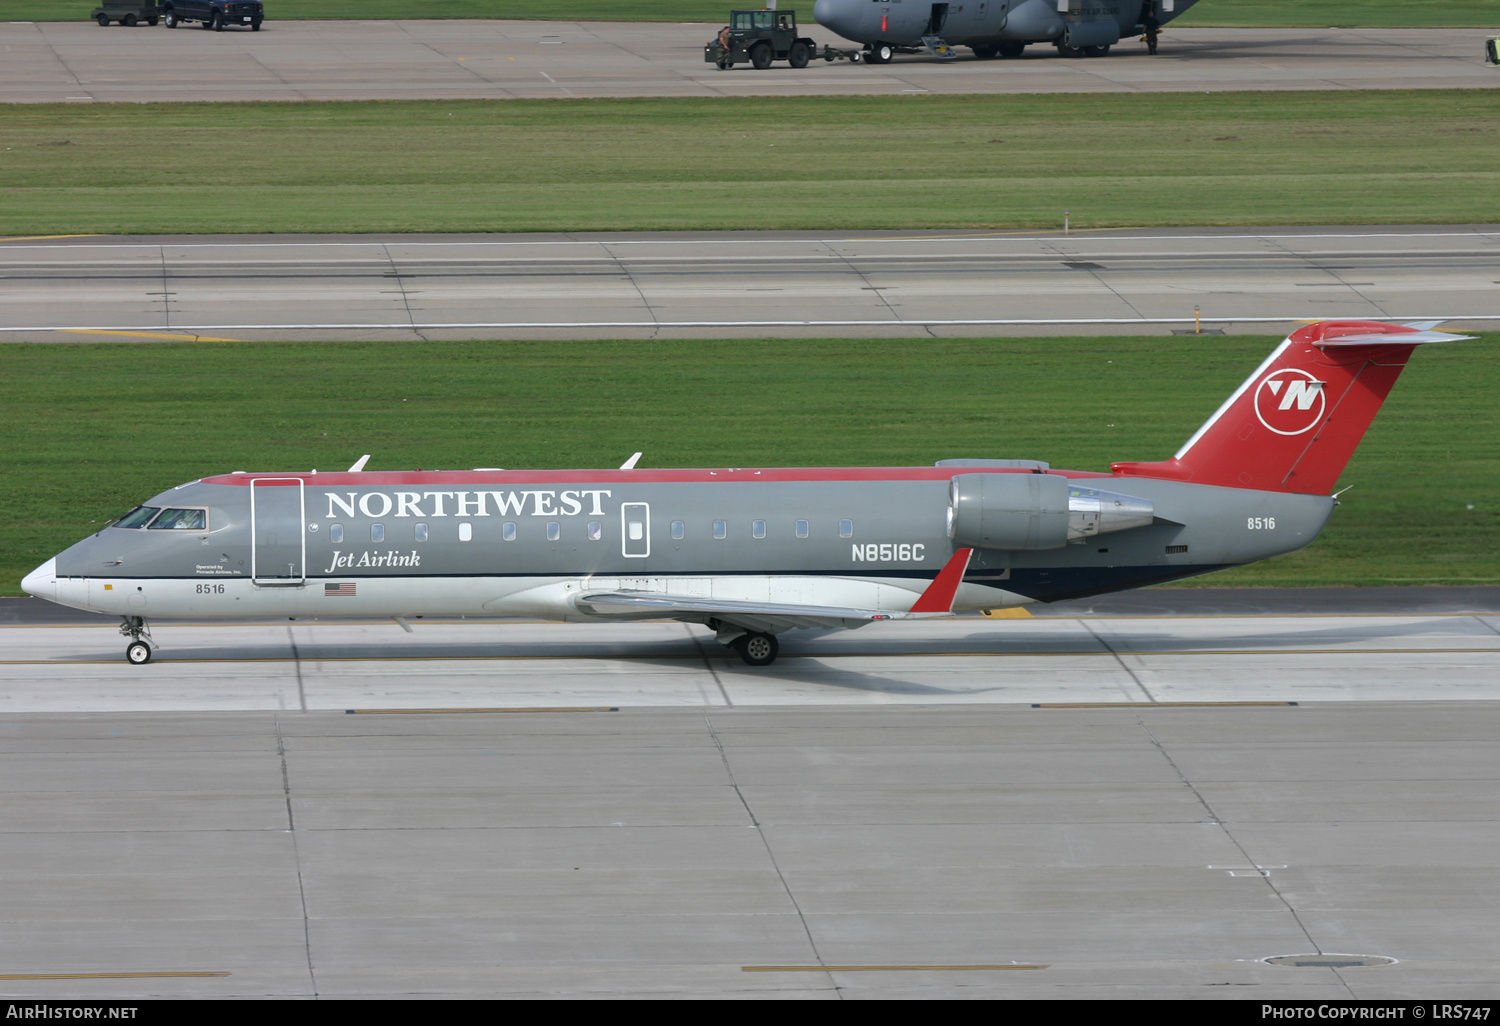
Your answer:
(713, 520), (727, 539)
(752, 520), (766, 539)
(588, 521), (602, 541)
(415, 522), (428, 542)
(671, 520), (685, 540)
(330, 524), (344, 544)
(459, 522), (473, 542)
(840, 519), (854, 538)
(628, 520), (644, 541)
(503, 522), (517, 542)
(796, 520), (809, 538)
(547, 522), (561, 542)
(148, 508), (206, 531)
(113, 506), (160, 529)
(371, 524), (385, 543)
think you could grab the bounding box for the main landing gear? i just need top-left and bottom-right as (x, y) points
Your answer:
(733, 632), (779, 667)
(120, 616), (154, 665)
(713, 622), (781, 666)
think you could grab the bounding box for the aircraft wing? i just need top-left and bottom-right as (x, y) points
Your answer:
(572, 548), (975, 635)
(572, 591), (893, 632)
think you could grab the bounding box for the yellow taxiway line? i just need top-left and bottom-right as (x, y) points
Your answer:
(345, 706), (618, 714)
(744, 964), (1046, 972)
(2, 646), (1497, 667)
(57, 329), (246, 342)
(0, 234), (103, 242)
(0, 971), (231, 980)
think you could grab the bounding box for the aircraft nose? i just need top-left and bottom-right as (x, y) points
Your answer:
(21, 557), (57, 602)
(813, 0), (856, 39)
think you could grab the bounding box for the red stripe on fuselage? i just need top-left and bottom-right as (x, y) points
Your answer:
(202, 468), (1114, 487)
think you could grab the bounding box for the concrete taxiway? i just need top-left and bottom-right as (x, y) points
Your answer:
(1, 593), (1499, 998)
(4, 226), (1498, 341)
(2, 22), (1497, 103)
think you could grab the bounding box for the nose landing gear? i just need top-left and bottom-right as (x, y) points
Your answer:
(120, 616), (155, 665)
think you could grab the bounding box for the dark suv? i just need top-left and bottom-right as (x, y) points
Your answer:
(162, 0), (263, 30)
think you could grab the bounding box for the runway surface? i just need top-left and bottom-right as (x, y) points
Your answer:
(2, 22), (1497, 103)
(5, 225), (1499, 341)
(5, 608), (1500, 711)
(2, 598), (1499, 998)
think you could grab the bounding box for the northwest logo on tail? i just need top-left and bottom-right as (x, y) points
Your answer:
(1254, 369), (1326, 435)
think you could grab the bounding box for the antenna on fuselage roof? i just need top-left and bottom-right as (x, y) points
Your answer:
(347, 454), (371, 472)
(619, 452), (643, 470)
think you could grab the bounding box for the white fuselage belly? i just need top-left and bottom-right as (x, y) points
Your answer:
(50, 572), (1033, 621)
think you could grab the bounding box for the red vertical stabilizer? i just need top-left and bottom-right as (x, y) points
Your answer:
(1111, 321), (1472, 495)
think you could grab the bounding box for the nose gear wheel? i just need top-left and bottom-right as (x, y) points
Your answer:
(119, 616), (155, 665)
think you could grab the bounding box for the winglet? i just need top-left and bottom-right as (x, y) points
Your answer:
(348, 454), (371, 472)
(908, 548), (973, 614)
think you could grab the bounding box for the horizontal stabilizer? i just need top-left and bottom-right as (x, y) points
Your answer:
(1313, 330), (1472, 347)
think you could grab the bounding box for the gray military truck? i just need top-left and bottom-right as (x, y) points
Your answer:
(705, 9), (858, 70)
(90, 2), (160, 25)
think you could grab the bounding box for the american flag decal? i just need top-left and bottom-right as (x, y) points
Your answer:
(324, 582), (356, 597)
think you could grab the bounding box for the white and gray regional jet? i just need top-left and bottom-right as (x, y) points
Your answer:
(22, 320), (1471, 667)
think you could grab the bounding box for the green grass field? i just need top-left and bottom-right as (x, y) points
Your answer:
(11, 0), (1500, 25)
(3, 335), (1496, 596)
(3, 91), (1497, 236)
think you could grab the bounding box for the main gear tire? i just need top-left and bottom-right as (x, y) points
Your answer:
(734, 632), (779, 667)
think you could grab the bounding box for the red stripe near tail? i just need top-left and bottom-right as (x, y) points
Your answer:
(910, 548), (973, 614)
(1111, 320), (1471, 495)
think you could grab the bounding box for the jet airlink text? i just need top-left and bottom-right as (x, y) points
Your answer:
(324, 550), (423, 573)
(326, 489), (613, 520)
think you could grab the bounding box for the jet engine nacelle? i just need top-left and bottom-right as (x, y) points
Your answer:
(947, 473), (1153, 551)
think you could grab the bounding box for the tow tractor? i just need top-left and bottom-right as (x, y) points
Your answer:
(705, 9), (862, 69)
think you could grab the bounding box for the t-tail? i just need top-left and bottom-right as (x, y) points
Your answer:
(1112, 320), (1473, 495)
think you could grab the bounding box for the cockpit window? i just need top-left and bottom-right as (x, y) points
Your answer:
(113, 506), (160, 529)
(148, 508), (207, 531)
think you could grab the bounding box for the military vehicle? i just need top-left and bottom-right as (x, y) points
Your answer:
(706, 9), (856, 69)
(813, 0), (1198, 62)
(90, 2), (160, 25)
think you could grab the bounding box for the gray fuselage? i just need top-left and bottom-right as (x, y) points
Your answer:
(812, 0), (1198, 53)
(37, 465), (1333, 623)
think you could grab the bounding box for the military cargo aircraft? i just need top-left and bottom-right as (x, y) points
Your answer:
(22, 319), (1470, 667)
(813, 0), (1197, 62)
